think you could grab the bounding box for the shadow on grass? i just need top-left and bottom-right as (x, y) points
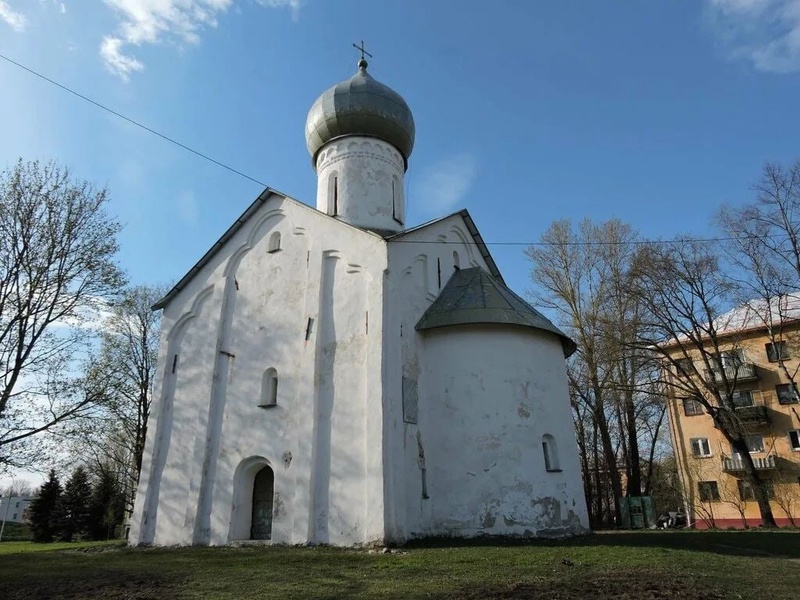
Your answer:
(404, 529), (800, 559)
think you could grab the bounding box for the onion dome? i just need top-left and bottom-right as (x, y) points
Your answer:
(305, 59), (415, 169)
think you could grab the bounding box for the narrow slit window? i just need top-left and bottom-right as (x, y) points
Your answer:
(542, 434), (560, 471)
(259, 368), (278, 408)
(437, 258), (442, 289)
(268, 231), (281, 253)
(333, 176), (339, 216)
(392, 179), (397, 221)
(171, 354), (178, 374)
(305, 317), (315, 341)
(392, 175), (403, 225)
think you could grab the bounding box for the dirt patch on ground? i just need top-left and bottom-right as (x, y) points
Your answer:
(454, 570), (728, 600)
(0, 571), (185, 600)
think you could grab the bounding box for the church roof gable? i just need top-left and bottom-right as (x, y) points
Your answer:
(415, 267), (577, 357)
(385, 209), (504, 284)
(152, 187), (382, 310)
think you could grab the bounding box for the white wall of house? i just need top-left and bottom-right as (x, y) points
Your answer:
(0, 496), (33, 524)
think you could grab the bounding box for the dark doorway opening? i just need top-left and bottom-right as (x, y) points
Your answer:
(250, 465), (274, 540)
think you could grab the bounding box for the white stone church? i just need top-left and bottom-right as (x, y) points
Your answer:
(129, 57), (589, 546)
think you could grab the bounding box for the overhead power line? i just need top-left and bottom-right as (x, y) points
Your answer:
(0, 52), (268, 188)
(1, 53), (784, 249)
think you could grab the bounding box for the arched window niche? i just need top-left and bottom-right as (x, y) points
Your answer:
(267, 231), (281, 253)
(259, 368), (278, 408)
(542, 434), (561, 472)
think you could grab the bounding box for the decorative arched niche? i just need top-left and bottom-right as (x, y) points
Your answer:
(268, 231), (281, 253)
(259, 368), (278, 408)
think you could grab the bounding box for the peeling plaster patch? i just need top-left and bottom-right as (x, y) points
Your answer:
(481, 511), (496, 528)
(282, 451), (292, 469)
(517, 403), (530, 419)
(273, 493), (285, 518)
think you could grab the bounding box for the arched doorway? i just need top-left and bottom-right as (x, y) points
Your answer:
(250, 465), (274, 540)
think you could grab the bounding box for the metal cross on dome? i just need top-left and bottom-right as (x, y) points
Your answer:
(353, 40), (373, 62)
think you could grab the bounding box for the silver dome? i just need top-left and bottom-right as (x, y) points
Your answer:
(305, 59), (415, 169)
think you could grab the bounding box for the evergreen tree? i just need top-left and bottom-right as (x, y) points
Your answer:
(27, 469), (61, 543)
(57, 467), (93, 541)
(88, 468), (125, 540)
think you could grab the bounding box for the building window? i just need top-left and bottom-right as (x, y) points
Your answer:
(259, 368), (278, 408)
(690, 437), (712, 457)
(675, 357), (693, 375)
(267, 232), (281, 253)
(542, 434), (560, 472)
(776, 383), (799, 405)
(731, 390), (754, 408)
(766, 341), (790, 362)
(720, 349), (745, 369)
(698, 481), (720, 502)
(738, 480), (774, 501)
(452, 251), (460, 271)
(789, 430), (800, 451)
(743, 434), (765, 454)
(682, 397), (704, 416)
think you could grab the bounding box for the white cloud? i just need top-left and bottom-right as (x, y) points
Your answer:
(256, 0), (302, 21)
(100, 36), (145, 81)
(415, 153), (478, 215)
(705, 0), (800, 73)
(101, 0), (305, 80)
(0, 1), (27, 31)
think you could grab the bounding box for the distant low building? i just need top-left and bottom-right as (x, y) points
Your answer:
(0, 495), (34, 524)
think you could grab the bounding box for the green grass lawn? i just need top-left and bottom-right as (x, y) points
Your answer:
(1, 531), (799, 599)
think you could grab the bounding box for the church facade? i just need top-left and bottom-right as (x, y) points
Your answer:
(129, 58), (588, 547)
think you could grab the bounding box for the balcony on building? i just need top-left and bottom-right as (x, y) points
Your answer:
(721, 453), (777, 473)
(706, 350), (759, 386)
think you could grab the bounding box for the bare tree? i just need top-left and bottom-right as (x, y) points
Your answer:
(527, 219), (662, 526)
(719, 161), (800, 410)
(629, 239), (778, 527)
(0, 481), (34, 497)
(73, 284), (167, 510)
(0, 160), (126, 468)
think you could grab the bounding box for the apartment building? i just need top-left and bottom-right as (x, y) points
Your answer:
(663, 302), (800, 528)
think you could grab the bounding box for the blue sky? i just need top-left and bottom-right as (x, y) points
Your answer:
(1, 0), (800, 302)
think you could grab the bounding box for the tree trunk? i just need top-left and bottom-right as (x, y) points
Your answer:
(729, 436), (778, 527)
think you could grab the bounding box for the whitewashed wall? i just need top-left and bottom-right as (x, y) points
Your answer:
(315, 136), (406, 233)
(131, 194), (388, 546)
(383, 215), (588, 540)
